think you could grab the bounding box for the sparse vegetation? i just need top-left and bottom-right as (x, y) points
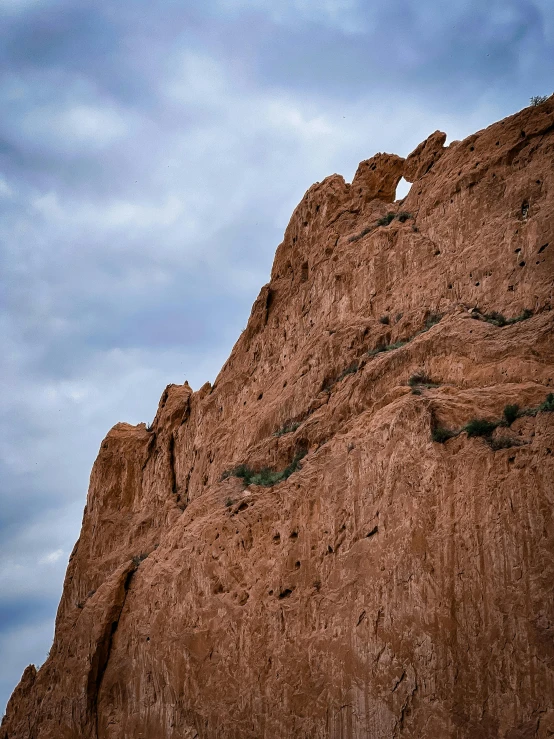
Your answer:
(225, 498), (234, 507)
(132, 553), (149, 566)
(367, 314), (443, 358)
(471, 308), (532, 327)
(377, 212), (396, 226)
(348, 226), (373, 243)
(408, 373), (439, 391)
(423, 312), (442, 330)
(274, 421), (301, 437)
(489, 437), (522, 451)
(222, 449), (307, 488)
(379, 315), (390, 325)
(349, 211), (414, 240)
(539, 392), (554, 412)
(503, 404), (520, 426)
(336, 362), (359, 382)
(432, 427), (457, 443)
(431, 393), (554, 447)
(368, 340), (407, 356)
(530, 95), (548, 106)
(396, 211), (412, 223)
(463, 418), (499, 437)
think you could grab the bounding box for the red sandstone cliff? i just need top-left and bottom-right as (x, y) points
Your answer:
(2, 100), (554, 739)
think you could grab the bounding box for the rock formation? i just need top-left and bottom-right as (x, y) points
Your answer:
(2, 99), (554, 739)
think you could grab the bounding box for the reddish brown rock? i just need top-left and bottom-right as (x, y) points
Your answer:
(351, 152), (405, 203)
(403, 130), (447, 182)
(2, 100), (554, 739)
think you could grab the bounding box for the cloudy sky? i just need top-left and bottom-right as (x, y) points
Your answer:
(1, 0), (552, 712)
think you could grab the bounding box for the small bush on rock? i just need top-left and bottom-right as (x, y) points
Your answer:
(396, 211), (412, 223)
(464, 418), (498, 437)
(274, 422), (300, 437)
(503, 404), (519, 425)
(377, 213), (396, 226)
(432, 427), (456, 443)
(408, 373), (439, 388)
(222, 450), (307, 488)
(539, 393), (554, 413)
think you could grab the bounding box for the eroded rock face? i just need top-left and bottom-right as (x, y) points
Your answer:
(403, 130), (447, 182)
(2, 99), (554, 739)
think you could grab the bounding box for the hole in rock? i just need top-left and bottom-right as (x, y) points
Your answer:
(279, 588), (293, 599)
(395, 177), (411, 200)
(538, 243), (548, 253)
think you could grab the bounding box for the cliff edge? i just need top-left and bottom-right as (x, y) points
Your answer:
(2, 100), (554, 739)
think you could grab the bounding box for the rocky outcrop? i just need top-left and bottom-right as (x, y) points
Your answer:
(2, 99), (554, 739)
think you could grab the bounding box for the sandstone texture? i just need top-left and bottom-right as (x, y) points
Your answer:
(2, 100), (554, 739)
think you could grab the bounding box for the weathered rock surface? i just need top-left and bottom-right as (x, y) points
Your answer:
(2, 100), (554, 739)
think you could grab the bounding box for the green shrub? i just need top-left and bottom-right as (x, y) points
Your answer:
(484, 311), (507, 326)
(367, 346), (384, 356)
(476, 309), (532, 326)
(336, 362), (359, 381)
(384, 340), (407, 352)
(222, 450), (307, 488)
(423, 313), (442, 330)
(464, 418), (498, 437)
(274, 422), (300, 437)
(432, 426), (456, 443)
(368, 339), (407, 357)
(408, 373), (438, 388)
(503, 404), (519, 425)
(509, 309), (533, 324)
(530, 95), (548, 106)
(539, 393), (554, 413)
(396, 211), (412, 223)
(348, 226), (373, 243)
(377, 212), (395, 226)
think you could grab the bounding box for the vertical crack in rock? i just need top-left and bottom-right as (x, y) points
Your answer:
(86, 568), (135, 739)
(168, 433), (186, 510)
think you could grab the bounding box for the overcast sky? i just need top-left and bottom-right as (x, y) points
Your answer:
(1, 0), (552, 713)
